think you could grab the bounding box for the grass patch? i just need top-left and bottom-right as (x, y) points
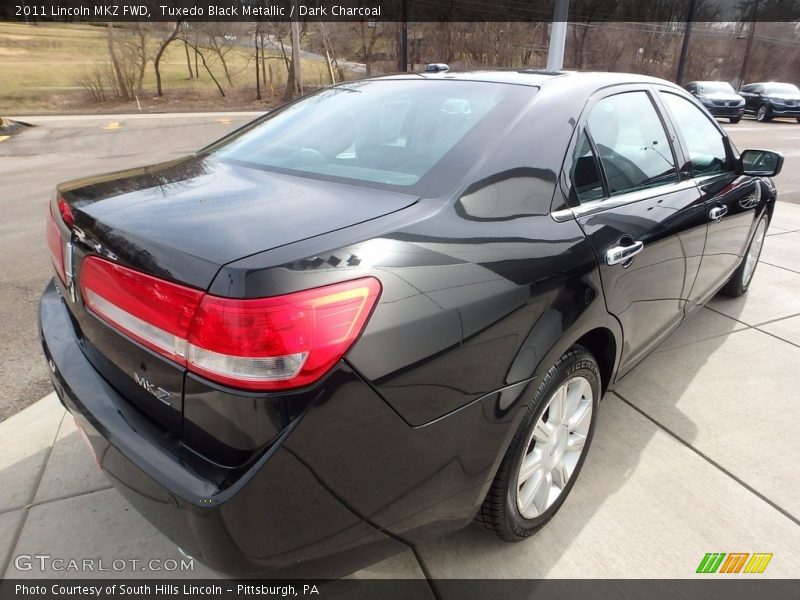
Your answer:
(0, 22), (348, 114)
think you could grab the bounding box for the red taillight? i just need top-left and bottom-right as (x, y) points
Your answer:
(46, 206), (66, 283)
(57, 197), (74, 228)
(186, 279), (381, 390)
(80, 257), (203, 364)
(79, 256), (381, 391)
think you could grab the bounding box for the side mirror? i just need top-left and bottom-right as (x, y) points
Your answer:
(739, 149), (784, 177)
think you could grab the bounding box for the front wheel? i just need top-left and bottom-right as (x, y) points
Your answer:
(756, 104), (772, 122)
(720, 213), (769, 297)
(476, 346), (601, 541)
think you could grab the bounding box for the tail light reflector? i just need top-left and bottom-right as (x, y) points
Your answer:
(79, 256), (381, 391)
(57, 197), (75, 228)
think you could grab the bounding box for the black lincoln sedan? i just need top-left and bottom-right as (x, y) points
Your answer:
(40, 70), (782, 578)
(740, 81), (800, 122)
(684, 80), (745, 123)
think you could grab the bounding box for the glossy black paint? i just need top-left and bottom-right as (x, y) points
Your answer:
(740, 82), (800, 121)
(40, 71), (777, 577)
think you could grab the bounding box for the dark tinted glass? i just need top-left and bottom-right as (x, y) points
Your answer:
(212, 80), (518, 189)
(570, 131), (604, 203)
(661, 92), (728, 176)
(587, 91), (678, 196)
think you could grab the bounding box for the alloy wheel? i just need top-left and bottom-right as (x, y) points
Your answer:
(757, 105), (767, 121)
(515, 376), (593, 519)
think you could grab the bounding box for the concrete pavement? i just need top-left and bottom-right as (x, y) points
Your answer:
(1, 201), (799, 580)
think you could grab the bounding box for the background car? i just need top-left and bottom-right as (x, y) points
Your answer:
(740, 81), (800, 122)
(684, 81), (745, 123)
(40, 71), (782, 578)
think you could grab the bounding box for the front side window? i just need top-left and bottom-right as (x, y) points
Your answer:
(586, 91), (678, 196)
(660, 92), (729, 177)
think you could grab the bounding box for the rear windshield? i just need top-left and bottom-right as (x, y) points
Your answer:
(765, 83), (800, 95)
(697, 82), (735, 94)
(208, 80), (530, 193)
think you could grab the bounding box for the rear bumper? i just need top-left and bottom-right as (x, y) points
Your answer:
(40, 280), (513, 576)
(39, 280), (408, 577)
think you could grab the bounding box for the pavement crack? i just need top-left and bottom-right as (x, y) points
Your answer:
(612, 391), (800, 528)
(0, 409), (65, 577)
(411, 546), (443, 600)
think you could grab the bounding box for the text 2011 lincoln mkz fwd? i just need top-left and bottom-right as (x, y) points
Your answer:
(40, 71), (782, 577)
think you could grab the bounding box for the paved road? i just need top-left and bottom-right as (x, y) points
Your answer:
(0, 112), (258, 421)
(0, 114), (797, 421)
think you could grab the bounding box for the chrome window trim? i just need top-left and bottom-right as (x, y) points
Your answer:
(551, 178), (698, 222)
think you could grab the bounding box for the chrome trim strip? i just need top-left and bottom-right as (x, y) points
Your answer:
(551, 179), (698, 222)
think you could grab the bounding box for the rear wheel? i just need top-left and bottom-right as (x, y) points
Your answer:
(720, 213), (768, 297)
(756, 104), (771, 122)
(476, 346), (600, 541)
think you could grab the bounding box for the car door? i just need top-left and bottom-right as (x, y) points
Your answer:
(559, 86), (709, 376)
(657, 89), (764, 303)
(740, 83), (761, 115)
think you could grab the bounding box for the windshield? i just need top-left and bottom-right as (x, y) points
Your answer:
(210, 80), (526, 191)
(697, 82), (735, 94)
(765, 83), (800, 96)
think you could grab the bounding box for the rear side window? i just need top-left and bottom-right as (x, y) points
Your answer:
(570, 131), (604, 202)
(586, 91), (678, 196)
(660, 92), (729, 177)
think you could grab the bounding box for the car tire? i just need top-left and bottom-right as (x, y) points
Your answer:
(475, 345), (601, 542)
(796, 117), (800, 124)
(756, 104), (771, 122)
(730, 117), (741, 124)
(719, 213), (769, 297)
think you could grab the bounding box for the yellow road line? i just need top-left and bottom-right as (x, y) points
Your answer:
(102, 122), (121, 130)
(0, 135), (9, 143)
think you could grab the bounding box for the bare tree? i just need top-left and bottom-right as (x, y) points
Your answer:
(254, 23), (262, 100)
(154, 20), (182, 97)
(180, 37), (227, 97)
(106, 23), (131, 100)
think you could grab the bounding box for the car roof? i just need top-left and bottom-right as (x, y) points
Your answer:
(373, 69), (681, 92)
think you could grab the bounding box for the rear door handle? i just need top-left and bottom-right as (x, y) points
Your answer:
(606, 240), (644, 266)
(709, 206), (728, 222)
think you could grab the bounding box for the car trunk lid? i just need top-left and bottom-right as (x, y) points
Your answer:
(52, 156), (418, 439)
